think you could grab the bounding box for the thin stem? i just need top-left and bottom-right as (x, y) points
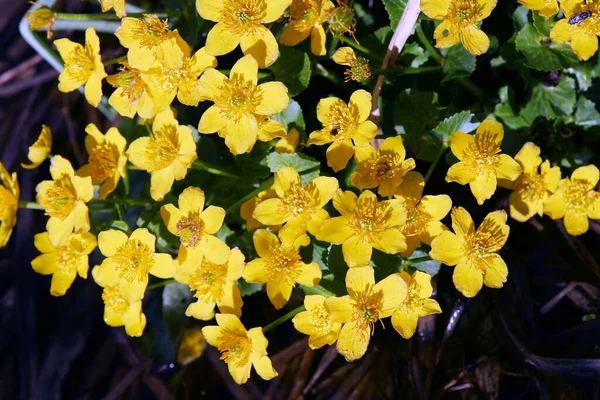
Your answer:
(338, 35), (383, 61)
(226, 177), (274, 215)
(192, 160), (239, 179)
(54, 11), (181, 21)
(416, 25), (444, 65)
(372, 65), (442, 75)
(18, 200), (44, 210)
(408, 256), (431, 264)
(263, 305), (306, 333)
(90, 198), (151, 207)
(147, 279), (177, 291)
(424, 144), (448, 185)
(315, 63), (349, 90)
(103, 55), (127, 66)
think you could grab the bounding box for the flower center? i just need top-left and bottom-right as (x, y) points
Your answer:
(176, 213), (204, 248)
(448, 0), (484, 26)
(350, 197), (392, 238)
(146, 125), (179, 171)
(565, 179), (599, 214)
(403, 206), (432, 236)
(218, 329), (252, 367)
(64, 46), (95, 83)
(102, 285), (130, 315)
(353, 294), (382, 334)
(309, 303), (334, 334)
(215, 74), (263, 122)
(0, 186), (16, 217)
(290, 0), (320, 31)
(89, 143), (118, 182)
(41, 175), (78, 219)
(188, 260), (228, 303)
(463, 131), (502, 175)
(325, 101), (360, 142)
(367, 153), (399, 180)
(267, 245), (303, 282)
(464, 219), (505, 270)
(130, 15), (170, 49)
(517, 173), (546, 203)
(55, 243), (80, 273)
(222, 0), (267, 34)
(110, 67), (146, 105)
(112, 239), (154, 283)
(280, 179), (317, 216)
(328, 3), (357, 39)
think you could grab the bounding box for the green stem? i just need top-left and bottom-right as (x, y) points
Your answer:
(372, 65), (442, 75)
(90, 198), (151, 207)
(226, 177), (274, 215)
(103, 55), (127, 66)
(192, 160), (239, 179)
(147, 279), (177, 291)
(315, 64), (348, 90)
(263, 305), (306, 333)
(18, 201), (44, 210)
(338, 35), (383, 61)
(408, 255), (431, 264)
(416, 25), (444, 65)
(299, 284), (336, 297)
(424, 144), (448, 185)
(54, 11), (181, 21)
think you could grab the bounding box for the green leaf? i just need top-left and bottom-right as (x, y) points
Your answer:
(238, 279), (263, 297)
(109, 220), (129, 232)
(266, 153), (320, 184)
(513, 5), (529, 31)
(520, 76), (577, 124)
(408, 249), (441, 276)
(574, 97), (600, 129)
(162, 283), (193, 343)
(494, 86), (530, 130)
(433, 110), (478, 140)
(515, 24), (578, 71)
(443, 44), (476, 81)
(272, 100), (305, 132)
(174, 0), (203, 48)
(270, 47), (311, 96)
(402, 42), (430, 68)
(382, 0), (407, 27)
(532, 11), (551, 37)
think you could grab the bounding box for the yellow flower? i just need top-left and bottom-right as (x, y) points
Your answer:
(203, 314), (278, 384)
(325, 266), (407, 361)
(307, 90), (378, 172)
(142, 45), (217, 111)
(421, 0), (497, 56)
(331, 46), (372, 82)
(31, 231), (97, 296)
(115, 15), (184, 71)
(26, 6), (56, 39)
(161, 186), (231, 273)
(429, 207), (510, 298)
(350, 136), (416, 197)
(241, 187), (280, 231)
(394, 172), (452, 257)
(181, 248), (246, 321)
(100, 0), (126, 17)
(243, 230), (322, 309)
(92, 228), (176, 304)
(544, 165), (600, 236)
(292, 295), (342, 349)
(99, 285), (146, 336)
(499, 142), (561, 222)
(126, 108), (197, 201)
(274, 128), (300, 154)
(196, 0), (291, 67)
(77, 124), (127, 200)
(197, 55), (289, 154)
(280, 0), (336, 56)
(446, 119), (522, 205)
(391, 271), (442, 339)
(107, 62), (156, 119)
(518, 0), (559, 17)
(551, 0), (600, 61)
(317, 190), (407, 267)
(36, 156), (94, 246)
(21, 125), (52, 169)
(55, 27), (107, 107)
(252, 166), (338, 242)
(0, 162), (19, 248)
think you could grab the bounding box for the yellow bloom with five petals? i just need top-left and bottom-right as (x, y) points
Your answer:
(421, 0), (497, 56)
(196, 0), (292, 67)
(430, 207), (510, 298)
(280, 0), (336, 56)
(0, 162), (19, 248)
(394, 172), (452, 257)
(21, 124), (52, 169)
(55, 27), (107, 107)
(293, 294), (342, 349)
(317, 190), (407, 267)
(127, 108), (197, 201)
(202, 314), (278, 384)
(325, 266), (407, 361)
(180, 248), (245, 321)
(551, 0), (600, 61)
(100, 0), (126, 17)
(243, 230), (322, 309)
(92, 228), (176, 304)
(197, 55), (289, 154)
(77, 124), (127, 200)
(498, 142), (561, 222)
(307, 90), (378, 172)
(31, 231), (97, 296)
(99, 285), (146, 337)
(160, 187), (231, 273)
(446, 119), (522, 205)
(36, 156), (94, 246)
(544, 165), (600, 236)
(391, 271), (442, 339)
(518, 0), (559, 17)
(107, 62), (156, 119)
(252, 166), (338, 242)
(350, 136), (416, 196)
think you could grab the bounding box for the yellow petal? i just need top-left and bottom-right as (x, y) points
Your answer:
(260, 119), (288, 143)
(91, 261), (119, 287)
(240, 27), (280, 68)
(317, 97), (343, 124)
(256, 82), (289, 115)
(420, 195), (452, 221)
(564, 211), (589, 236)
(126, 137), (152, 170)
(514, 142), (542, 175)
(451, 206), (475, 238)
(349, 90), (372, 122)
(280, 20), (311, 46)
(178, 186), (205, 215)
(325, 295), (354, 323)
(130, 228), (156, 251)
(150, 166), (175, 201)
(197, 69), (227, 100)
(186, 298), (217, 320)
(453, 261), (483, 297)
(550, 19), (572, 44)
(572, 165), (600, 187)
(460, 25), (490, 56)
(482, 254), (508, 289)
(311, 176), (339, 208)
(571, 31), (598, 61)
(200, 235), (230, 264)
(346, 266), (375, 297)
(333, 189), (358, 216)
(243, 259), (269, 283)
(496, 154), (522, 181)
(253, 198), (288, 225)
(31, 253), (56, 275)
(216, 282), (243, 317)
(49, 155), (75, 179)
(98, 229), (128, 257)
(252, 355), (278, 381)
(342, 235), (372, 267)
(200, 206), (226, 234)
(449, 131), (475, 161)
(253, 229), (279, 258)
(50, 270), (76, 296)
(150, 253), (175, 278)
(375, 273), (407, 317)
(331, 46), (356, 65)
(310, 24), (327, 56)
(336, 320), (370, 361)
(372, 228), (407, 256)
(215, 313), (247, 333)
(420, 0), (450, 19)
(266, 279), (293, 309)
(160, 204), (183, 235)
(470, 172), (497, 205)
(84, 74), (103, 108)
(434, 19), (460, 49)
(123, 301), (146, 337)
(429, 231), (464, 266)
(297, 262), (322, 286)
(195, 0), (223, 21)
(205, 22), (241, 56)
(353, 121), (378, 144)
(223, 115), (259, 155)
(478, 0), (497, 20)
(543, 188), (566, 219)
(263, 0), (293, 23)
(326, 140), (354, 172)
(34, 232), (55, 253)
(202, 326), (224, 347)
(509, 190), (536, 222)
(478, 210), (509, 250)
(413, 270), (434, 298)
(391, 309), (419, 339)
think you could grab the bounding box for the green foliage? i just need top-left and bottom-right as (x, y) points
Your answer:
(516, 24), (578, 71)
(382, 0), (407, 27)
(272, 100), (306, 132)
(443, 44), (477, 81)
(266, 153), (321, 184)
(520, 76), (577, 124)
(270, 47), (312, 96)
